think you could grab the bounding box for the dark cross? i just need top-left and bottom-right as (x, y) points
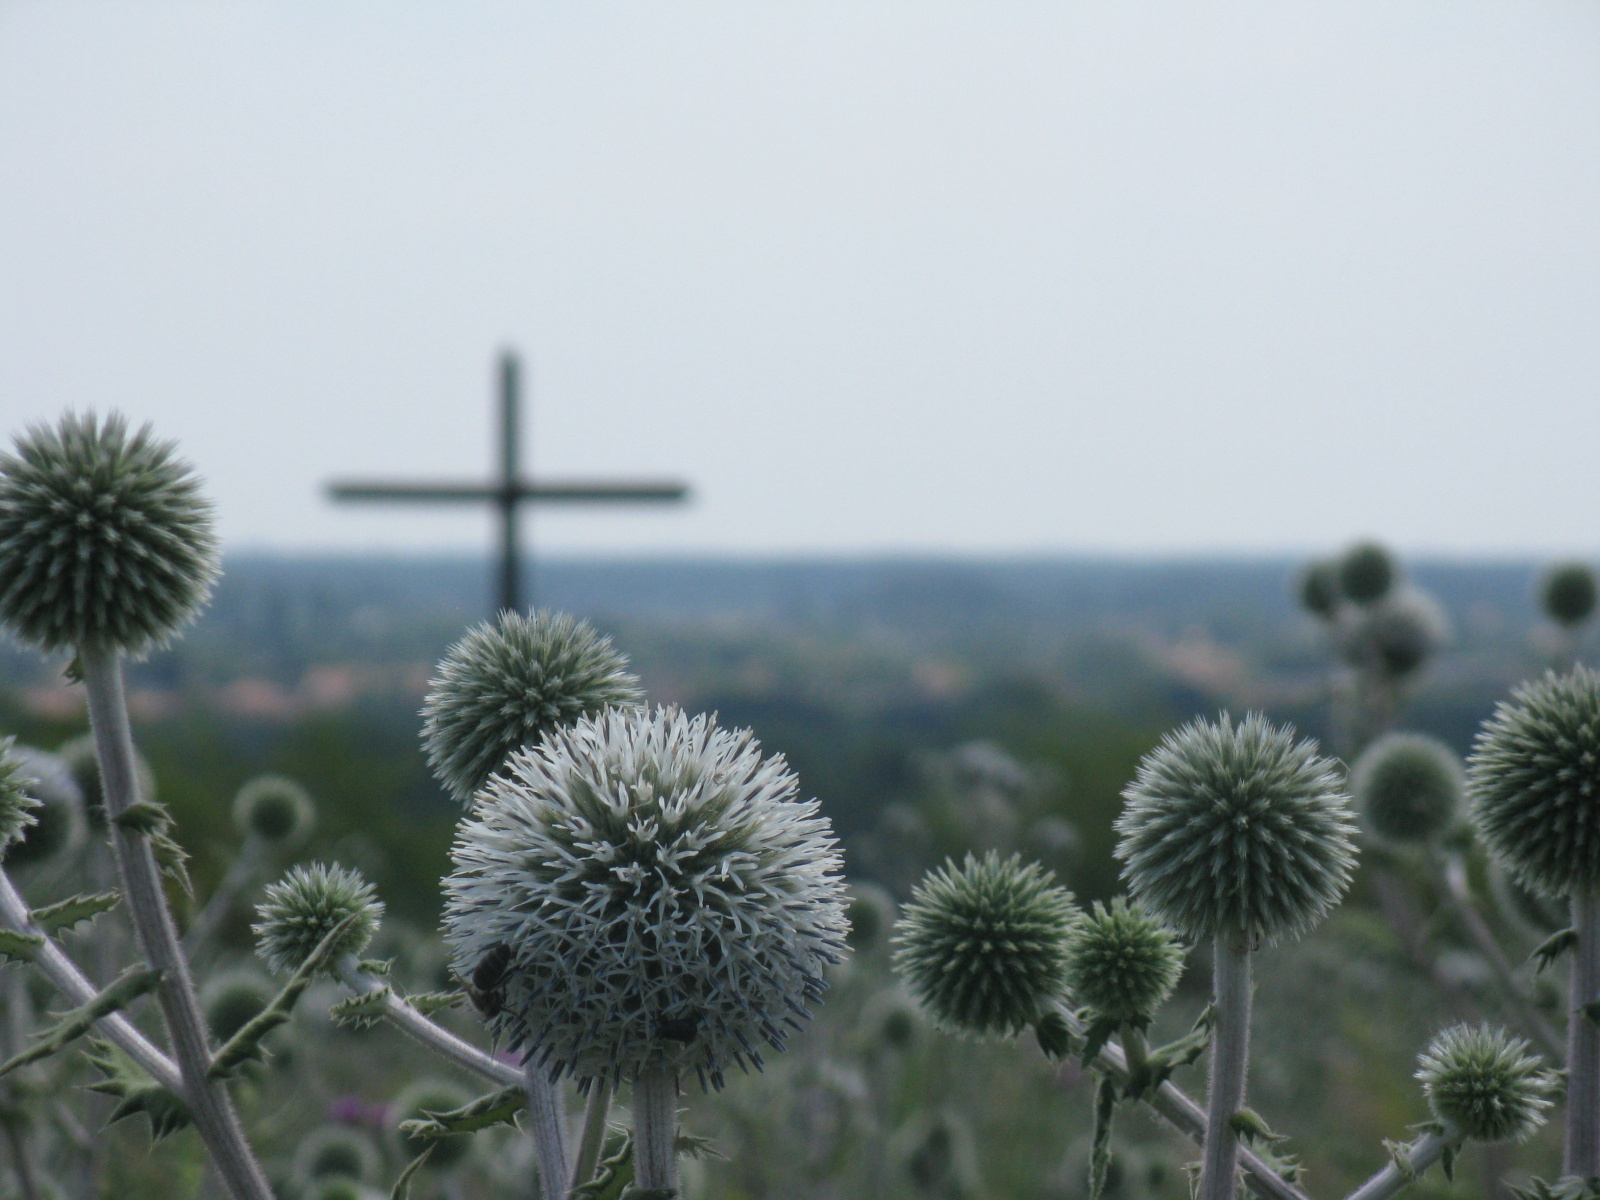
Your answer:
(328, 349), (688, 614)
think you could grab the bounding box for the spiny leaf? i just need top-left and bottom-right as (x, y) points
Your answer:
(1533, 928), (1579, 974)
(113, 801), (170, 835)
(330, 989), (393, 1031)
(398, 1086), (526, 1140)
(359, 958), (393, 976)
(675, 1131), (721, 1162)
(574, 1130), (635, 1200)
(1129, 1003), (1213, 1100)
(390, 1144), (436, 1200)
(1230, 1108), (1289, 1147)
(30, 892), (121, 936)
(1078, 1013), (1119, 1069)
(1508, 1177), (1600, 1200)
(0, 966), (163, 1076)
(1382, 1138), (1419, 1183)
(148, 829), (192, 899)
(1089, 1072), (1116, 1199)
(209, 911), (359, 1078)
(406, 990), (465, 1017)
(0, 929), (44, 964)
(1032, 1010), (1077, 1060)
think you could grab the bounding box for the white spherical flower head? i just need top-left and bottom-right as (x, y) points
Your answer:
(442, 706), (850, 1090)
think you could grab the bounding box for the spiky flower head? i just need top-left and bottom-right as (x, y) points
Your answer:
(293, 1126), (380, 1187)
(232, 775), (315, 845)
(1, 745), (82, 868)
(1543, 562), (1598, 629)
(1345, 589), (1445, 679)
(1352, 733), (1464, 844)
(1416, 1024), (1556, 1143)
(253, 862), (383, 976)
(421, 610), (644, 805)
(1116, 713), (1357, 945)
(0, 740), (41, 854)
(1339, 540), (1396, 605)
(846, 882), (897, 953)
(200, 968), (275, 1043)
(58, 733), (154, 829)
(1468, 667), (1600, 898)
(1298, 560), (1341, 621)
(0, 412), (218, 657)
(392, 1079), (473, 1168)
(442, 706), (848, 1089)
(1064, 897), (1184, 1025)
(892, 852), (1077, 1038)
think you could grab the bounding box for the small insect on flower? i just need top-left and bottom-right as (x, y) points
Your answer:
(442, 706), (849, 1090)
(1416, 1024), (1556, 1144)
(253, 862), (384, 976)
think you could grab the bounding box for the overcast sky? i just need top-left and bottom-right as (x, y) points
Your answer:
(2, 2), (1597, 558)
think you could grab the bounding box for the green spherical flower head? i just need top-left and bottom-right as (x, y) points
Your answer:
(1, 745), (82, 868)
(1116, 713), (1357, 945)
(303, 1177), (374, 1200)
(1347, 592), (1442, 678)
(1416, 1024), (1555, 1143)
(1467, 667), (1600, 899)
(1298, 561), (1341, 621)
(293, 1126), (381, 1186)
(1064, 898), (1184, 1025)
(846, 882), (897, 953)
(0, 412), (219, 657)
(58, 734), (155, 829)
(892, 852), (1077, 1038)
(421, 610), (644, 805)
(253, 862), (383, 975)
(442, 706), (849, 1089)
(1339, 540), (1395, 605)
(0, 740), (41, 854)
(200, 969), (275, 1043)
(392, 1079), (472, 1168)
(1352, 733), (1464, 844)
(232, 775), (315, 845)
(1543, 562), (1598, 629)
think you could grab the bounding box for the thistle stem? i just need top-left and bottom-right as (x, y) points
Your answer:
(1200, 933), (1253, 1200)
(569, 1078), (614, 1196)
(0, 866), (181, 1091)
(1341, 1129), (1450, 1200)
(1567, 887), (1600, 1176)
(633, 1062), (679, 1195)
(80, 649), (271, 1200)
(523, 1059), (571, 1200)
(334, 961), (520, 1088)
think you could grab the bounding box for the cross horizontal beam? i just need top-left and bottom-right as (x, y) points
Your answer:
(327, 480), (690, 503)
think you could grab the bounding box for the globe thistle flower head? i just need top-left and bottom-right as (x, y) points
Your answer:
(1, 745), (82, 868)
(253, 862), (383, 975)
(442, 706), (849, 1090)
(392, 1080), (473, 1168)
(0, 411), (219, 657)
(1298, 561), (1341, 621)
(1416, 1024), (1556, 1143)
(1468, 667), (1600, 899)
(1116, 713), (1357, 945)
(421, 609), (643, 805)
(293, 1126), (380, 1187)
(1345, 589), (1445, 679)
(846, 882), (897, 953)
(0, 740), (41, 854)
(1339, 540), (1396, 605)
(1353, 733), (1464, 844)
(1543, 562), (1598, 629)
(232, 775), (315, 845)
(1063, 897), (1184, 1025)
(201, 968), (275, 1043)
(891, 852), (1077, 1039)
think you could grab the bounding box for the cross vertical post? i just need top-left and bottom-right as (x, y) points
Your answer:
(498, 350), (521, 614)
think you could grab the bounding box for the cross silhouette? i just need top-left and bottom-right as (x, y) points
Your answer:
(327, 349), (689, 614)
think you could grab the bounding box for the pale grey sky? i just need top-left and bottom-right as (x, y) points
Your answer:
(2, 1), (1597, 557)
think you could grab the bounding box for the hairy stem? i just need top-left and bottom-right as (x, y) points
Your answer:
(1567, 888), (1600, 1176)
(570, 1078), (614, 1196)
(633, 1063), (679, 1195)
(523, 1058), (571, 1200)
(0, 866), (180, 1091)
(80, 649), (271, 1200)
(1341, 1129), (1450, 1200)
(1200, 933), (1253, 1200)
(335, 961), (520, 1088)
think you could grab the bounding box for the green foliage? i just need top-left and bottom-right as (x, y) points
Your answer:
(391, 1079), (473, 1169)
(30, 891), (120, 935)
(85, 1041), (191, 1143)
(0, 966), (163, 1077)
(396, 1085), (525, 1140)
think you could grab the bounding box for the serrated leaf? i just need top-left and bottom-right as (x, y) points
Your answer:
(1032, 1010), (1076, 1059)
(331, 988), (393, 1031)
(148, 830), (192, 899)
(1230, 1108), (1288, 1148)
(1131, 1004), (1214, 1100)
(675, 1131), (721, 1162)
(1089, 1072), (1116, 1199)
(390, 1144), (436, 1200)
(574, 1130), (635, 1200)
(406, 990), (465, 1017)
(0, 967), (163, 1077)
(399, 1086), (526, 1140)
(1079, 1014), (1119, 1069)
(1383, 1138), (1418, 1183)
(209, 911), (359, 1078)
(0, 929), (44, 964)
(1533, 928), (1579, 974)
(30, 892), (121, 936)
(359, 958), (393, 976)
(113, 801), (170, 835)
